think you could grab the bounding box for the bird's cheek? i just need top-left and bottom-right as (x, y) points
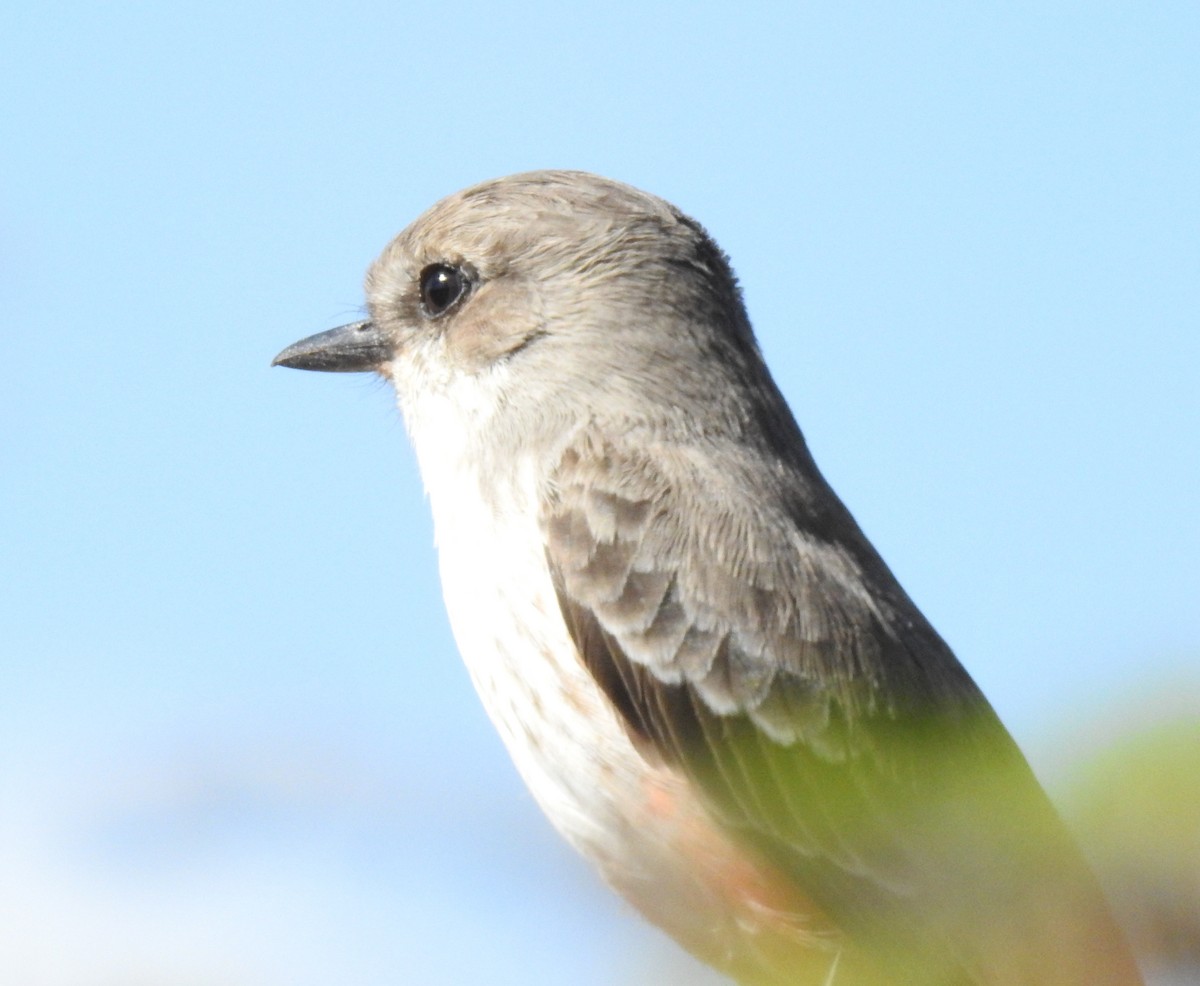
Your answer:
(445, 282), (545, 371)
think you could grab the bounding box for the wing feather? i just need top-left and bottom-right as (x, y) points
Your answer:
(541, 431), (1120, 984)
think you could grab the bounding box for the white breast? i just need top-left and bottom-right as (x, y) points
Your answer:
(398, 363), (637, 851)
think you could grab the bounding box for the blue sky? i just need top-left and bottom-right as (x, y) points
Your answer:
(2, 3), (1197, 983)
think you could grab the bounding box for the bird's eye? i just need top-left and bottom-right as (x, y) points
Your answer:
(419, 264), (469, 317)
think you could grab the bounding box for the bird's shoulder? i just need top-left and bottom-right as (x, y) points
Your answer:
(540, 426), (987, 745)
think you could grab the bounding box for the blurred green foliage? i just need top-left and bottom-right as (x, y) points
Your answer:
(1066, 715), (1200, 970)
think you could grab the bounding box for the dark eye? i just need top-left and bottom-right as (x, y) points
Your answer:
(419, 264), (469, 317)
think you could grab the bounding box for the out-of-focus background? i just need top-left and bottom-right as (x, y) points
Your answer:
(2, 4), (1197, 984)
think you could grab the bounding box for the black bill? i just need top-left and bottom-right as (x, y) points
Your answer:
(272, 320), (391, 372)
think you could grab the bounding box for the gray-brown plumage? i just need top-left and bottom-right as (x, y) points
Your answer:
(274, 171), (1144, 985)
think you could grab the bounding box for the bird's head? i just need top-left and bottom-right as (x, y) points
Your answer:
(274, 171), (769, 453)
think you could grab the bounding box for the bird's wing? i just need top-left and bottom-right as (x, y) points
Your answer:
(540, 431), (1112, 984)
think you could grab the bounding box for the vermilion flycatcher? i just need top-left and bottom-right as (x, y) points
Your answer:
(275, 171), (1143, 986)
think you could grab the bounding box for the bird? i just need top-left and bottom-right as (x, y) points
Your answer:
(273, 171), (1144, 986)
